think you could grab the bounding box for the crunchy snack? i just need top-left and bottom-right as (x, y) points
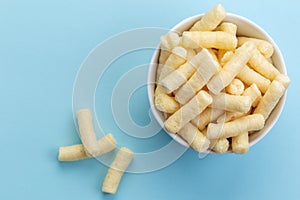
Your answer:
(190, 4), (226, 31)
(178, 123), (210, 152)
(102, 148), (134, 194)
(164, 90), (212, 133)
(274, 73), (291, 88)
(192, 108), (224, 131)
(231, 132), (249, 154)
(154, 4), (290, 154)
(238, 36), (274, 58)
(210, 93), (252, 113)
(254, 80), (286, 120)
(207, 114), (265, 139)
(209, 138), (230, 153)
(182, 31), (237, 50)
(217, 22), (237, 35)
(247, 45), (280, 80)
(77, 109), (100, 156)
(237, 65), (271, 93)
(225, 78), (245, 95)
(154, 89), (180, 113)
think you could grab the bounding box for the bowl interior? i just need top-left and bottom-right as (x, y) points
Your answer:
(148, 13), (287, 151)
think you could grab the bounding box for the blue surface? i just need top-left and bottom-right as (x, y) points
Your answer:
(1, 0), (300, 199)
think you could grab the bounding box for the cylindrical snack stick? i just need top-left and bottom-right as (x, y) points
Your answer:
(182, 31), (237, 50)
(191, 108), (224, 130)
(77, 109), (99, 156)
(209, 138), (229, 153)
(154, 85), (165, 96)
(207, 114), (265, 139)
(237, 65), (271, 93)
(158, 46), (187, 82)
(58, 134), (117, 161)
(217, 84), (261, 122)
(231, 132), (250, 154)
(159, 62), (193, 94)
(164, 90), (212, 133)
(207, 42), (252, 94)
(225, 78), (245, 95)
(102, 147), (134, 194)
(274, 73), (290, 88)
(154, 92), (179, 114)
(210, 93), (252, 113)
(247, 46), (280, 80)
(160, 51), (209, 94)
(254, 80), (286, 120)
(218, 22), (237, 35)
(178, 123), (210, 152)
(175, 48), (220, 104)
(190, 4), (226, 31)
(238, 37), (274, 58)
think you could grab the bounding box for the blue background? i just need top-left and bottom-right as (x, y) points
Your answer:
(1, 0), (299, 199)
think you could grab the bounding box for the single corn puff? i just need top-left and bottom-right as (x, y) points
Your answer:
(225, 78), (245, 95)
(209, 138), (229, 153)
(237, 65), (271, 93)
(254, 80), (286, 120)
(247, 46), (280, 80)
(190, 4), (226, 31)
(77, 109), (99, 156)
(238, 36), (274, 58)
(191, 108), (224, 131)
(274, 73), (290, 88)
(164, 91), (212, 133)
(207, 114), (265, 139)
(231, 132), (249, 154)
(217, 22), (237, 35)
(210, 93), (252, 113)
(182, 31), (237, 50)
(102, 148), (134, 194)
(154, 91), (180, 114)
(178, 123), (210, 152)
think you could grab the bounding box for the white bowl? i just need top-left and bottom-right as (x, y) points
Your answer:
(147, 13), (287, 152)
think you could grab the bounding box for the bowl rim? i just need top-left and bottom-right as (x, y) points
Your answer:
(147, 13), (287, 153)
